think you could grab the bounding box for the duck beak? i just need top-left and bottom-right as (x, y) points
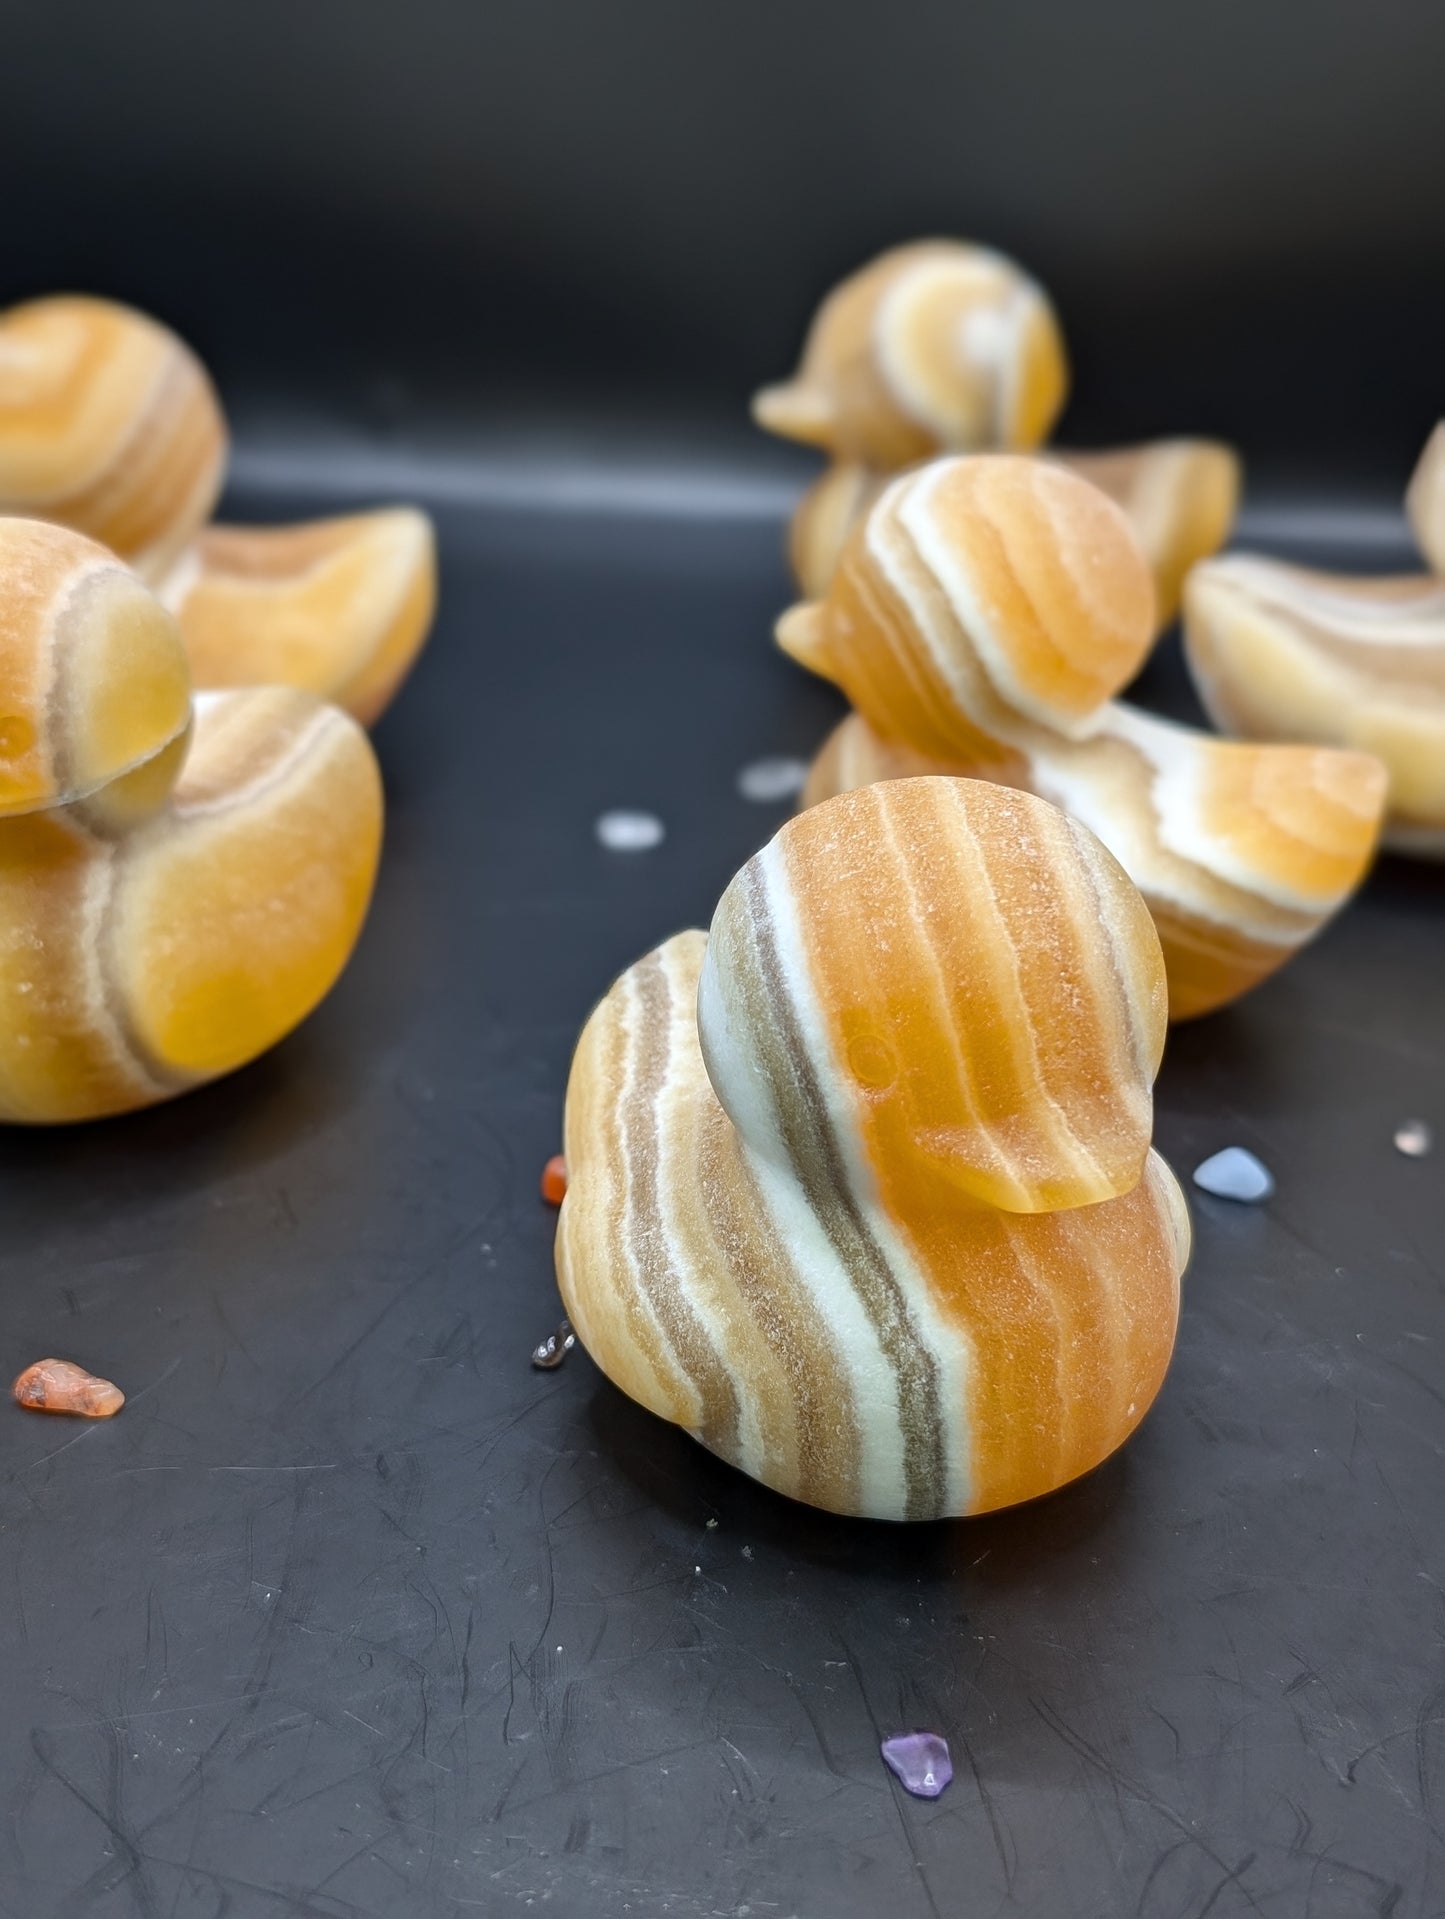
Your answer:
(751, 380), (836, 446)
(775, 602), (835, 678)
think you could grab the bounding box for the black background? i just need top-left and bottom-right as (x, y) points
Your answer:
(2, 7), (1445, 1916)
(5, 0), (1445, 478)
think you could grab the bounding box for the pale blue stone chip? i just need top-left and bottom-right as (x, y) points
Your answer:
(1192, 1146), (1274, 1203)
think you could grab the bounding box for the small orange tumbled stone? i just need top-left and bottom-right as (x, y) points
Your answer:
(541, 1155), (568, 1206)
(13, 1357), (125, 1417)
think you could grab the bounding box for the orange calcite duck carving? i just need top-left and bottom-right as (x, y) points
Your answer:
(781, 457), (1387, 1020)
(1184, 424), (1445, 856)
(754, 241), (1239, 629)
(557, 777), (1191, 1520)
(0, 295), (435, 724)
(0, 518), (382, 1122)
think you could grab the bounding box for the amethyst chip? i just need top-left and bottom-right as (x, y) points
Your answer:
(880, 1730), (953, 1798)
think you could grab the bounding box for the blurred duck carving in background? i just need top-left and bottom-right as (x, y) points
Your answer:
(0, 518), (382, 1123)
(0, 295), (436, 726)
(778, 455), (1387, 1020)
(1184, 423), (1445, 855)
(754, 240), (1240, 630)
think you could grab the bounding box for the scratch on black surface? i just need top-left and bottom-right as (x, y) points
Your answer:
(1301, 1847), (1406, 1917)
(501, 1641), (526, 1748)
(1131, 1836), (1191, 1919)
(1347, 1398), (1366, 1476)
(209, 1289), (259, 1374)
(304, 1833), (392, 1904)
(954, 1728), (1017, 1899)
(1195, 1851), (1259, 1919)
(250, 1757), (375, 1823)
(141, 1584), (170, 1693)
(1149, 1705), (1184, 1763)
(145, 1855), (344, 1917)
(1259, 1202), (1341, 1279)
(487, 1756), (527, 1822)
(1368, 1451), (1437, 1598)
(1367, 1347), (1445, 1422)
(1343, 1724), (1415, 1787)
(499, 1737), (729, 1821)
(30, 1725), (160, 1919)
(460, 1609), (477, 1713)
(234, 1475), (314, 1709)
(466, 1381), (566, 1476)
(1028, 1695), (1265, 1916)
(780, 1672), (852, 1785)
(164, 1751), (206, 1919)
(424, 1566), (474, 1783)
(518, 1451), (569, 1679)
(545, 1477), (606, 1531)
(250, 1715), (322, 1820)
(297, 1216), (484, 1401)
(1414, 1678), (1445, 1833)
(838, 1638), (944, 1919)
(22, 1422), (103, 1474)
(1283, 1661), (1321, 1699)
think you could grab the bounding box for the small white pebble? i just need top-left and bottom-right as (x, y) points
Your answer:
(1192, 1146), (1274, 1203)
(1394, 1120), (1433, 1158)
(736, 756), (809, 804)
(595, 809), (665, 852)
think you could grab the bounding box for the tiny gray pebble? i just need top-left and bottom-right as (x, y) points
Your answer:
(595, 809), (664, 852)
(736, 756), (809, 804)
(1394, 1120), (1433, 1158)
(531, 1319), (576, 1369)
(1192, 1146), (1274, 1203)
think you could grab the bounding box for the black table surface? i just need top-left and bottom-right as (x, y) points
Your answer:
(2, 479), (1442, 1919)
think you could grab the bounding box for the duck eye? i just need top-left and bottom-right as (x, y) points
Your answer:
(846, 1033), (896, 1090)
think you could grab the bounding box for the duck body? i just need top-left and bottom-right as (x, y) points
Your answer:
(0, 518), (381, 1123)
(558, 779), (1191, 1521)
(781, 457), (1386, 1020)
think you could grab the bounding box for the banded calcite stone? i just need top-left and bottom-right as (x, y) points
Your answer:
(557, 777), (1191, 1520)
(789, 441), (1240, 631)
(0, 294), (436, 724)
(1056, 440), (1241, 629)
(754, 241), (1069, 468)
(0, 519), (381, 1123)
(1405, 421), (1445, 575)
(157, 510), (438, 729)
(0, 296), (225, 584)
(753, 241), (1240, 625)
(781, 457), (1387, 1020)
(1184, 425), (1445, 856)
